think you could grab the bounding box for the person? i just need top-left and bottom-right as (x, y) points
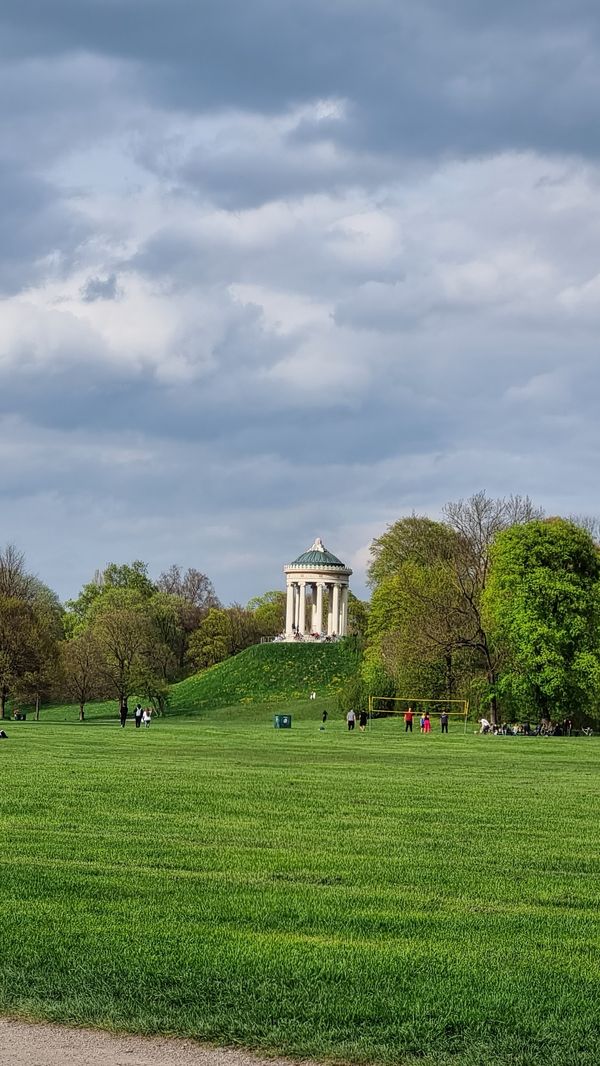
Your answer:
(0, 729), (7, 739)
(134, 703), (143, 729)
(404, 708), (413, 733)
(419, 713), (426, 733)
(320, 709), (328, 731)
(119, 697), (128, 728)
(440, 711), (449, 734)
(309, 691), (316, 700)
(479, 717), (491, 734)
(347, 708), (356, 731)
(142, 707), (152, 729)
(359, 709), (368, 732)
(563, 718), (572, 737)
(423, 712), (431, 734)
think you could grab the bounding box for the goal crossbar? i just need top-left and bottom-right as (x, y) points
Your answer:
(368, 695), (469, 732)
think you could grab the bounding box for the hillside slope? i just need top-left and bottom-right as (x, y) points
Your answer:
(168, 641), (358, 715)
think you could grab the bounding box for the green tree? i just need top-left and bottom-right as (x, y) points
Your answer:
(0, 597), (36, 719)
(367, 495), (542, 721)
(61, 630), (104, 721)
(485, 518), (600, 721)
(66, 561), (156, 624)
(247, 591), (286, 639)
(89, 588), (153, 715)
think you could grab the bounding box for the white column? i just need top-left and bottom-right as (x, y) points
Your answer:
(298, 581), (306, 635)
(313, 584), (321, 631)
(316, 582), (324, 634)
(327, 584), (333, 635)
(330, 584), (341, 631)
(340, 586), (348, 636)
(285, 582), (294, 634)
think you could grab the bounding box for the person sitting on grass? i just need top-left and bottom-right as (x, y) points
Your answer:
(479, 717), (491, 734)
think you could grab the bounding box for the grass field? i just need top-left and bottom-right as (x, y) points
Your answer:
(1, 706), (599, 1066)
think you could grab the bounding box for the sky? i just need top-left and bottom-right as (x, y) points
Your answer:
(2, 1), (600, 604)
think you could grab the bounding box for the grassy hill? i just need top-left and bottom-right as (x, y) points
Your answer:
(19, 640), (359, 722)
(168, 640), (358, 715)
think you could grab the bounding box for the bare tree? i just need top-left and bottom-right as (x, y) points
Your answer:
(157, 565), (219, 610)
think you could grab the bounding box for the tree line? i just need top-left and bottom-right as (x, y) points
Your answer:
(0, 553), (291, 720)
(3, 490), (600, 724)
(353, 492), (600, 725)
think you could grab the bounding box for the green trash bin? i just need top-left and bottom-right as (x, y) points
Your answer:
(273, 714), (292, 729)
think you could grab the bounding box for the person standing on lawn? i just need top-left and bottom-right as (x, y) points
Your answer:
(119, 697), (128, 729)
(404, 708), (414, 732)
(347, 708), (356, 731)
(359, 709), (368, 732)
(440, 711), (449, 734)
(134, 704), (143, 729)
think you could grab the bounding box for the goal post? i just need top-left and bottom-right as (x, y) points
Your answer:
(368, 695), (469, 733)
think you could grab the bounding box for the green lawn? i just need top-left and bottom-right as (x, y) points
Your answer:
(1, 708), (599, 1065)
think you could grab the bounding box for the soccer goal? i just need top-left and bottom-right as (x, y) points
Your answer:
(368, 695), (469, 733)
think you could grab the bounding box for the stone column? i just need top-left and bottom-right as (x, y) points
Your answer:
(298, 581), (306, 635)
(285, 582), (294, 633)
(316, 582), (324, 634)
(313, 584), (321, 631)
(327, 584), (333, 635)
(340, 585), (348, 636)
(332, 583), (340, 637)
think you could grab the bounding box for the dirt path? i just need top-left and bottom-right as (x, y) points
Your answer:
(0, 1018), (313, 1066)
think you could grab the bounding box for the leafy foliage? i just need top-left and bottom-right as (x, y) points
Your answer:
(485, 518), (600, 720)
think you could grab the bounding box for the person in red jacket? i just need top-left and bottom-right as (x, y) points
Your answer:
(404, 707), (414, 733)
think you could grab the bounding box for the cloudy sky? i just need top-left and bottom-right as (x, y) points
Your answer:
(2, 1), (600, 603)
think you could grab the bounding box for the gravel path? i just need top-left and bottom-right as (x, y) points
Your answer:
(0, 1018), (313, 1066)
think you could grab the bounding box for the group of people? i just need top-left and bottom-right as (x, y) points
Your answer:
(346, 708), (369, 731)
(479, 717), (576, 736)
(118, 700), (152, 729)
(403, 708), (449, 733)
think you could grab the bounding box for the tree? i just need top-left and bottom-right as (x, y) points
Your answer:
(66, 561), (156, 623)
(366, 494), (543, 722)
(61, 630), (104, 721)
(15, 592), (64, 719)
(247, 591), (286, 639)
(186, 605), (260, 671)
(0, 597), (36, 719)
(90, 589), (153, 714)
(157, 565), (219, 610)
(484, 519), (600, 721)
(347, 591), (369, 638)
(156, 565), (220, 668)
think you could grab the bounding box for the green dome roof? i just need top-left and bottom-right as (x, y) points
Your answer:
(289, 538), (347, 569)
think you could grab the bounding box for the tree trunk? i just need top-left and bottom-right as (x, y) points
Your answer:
(487, 671), (498, 725)
(0, 687), (6, 720)
(445, 652), (454, 699)
(35, 695), (40, 721)
(79, 702), (85, 721)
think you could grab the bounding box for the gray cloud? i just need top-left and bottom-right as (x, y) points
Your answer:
(1, 2), (600, 602)
(81, 273), (120, 302)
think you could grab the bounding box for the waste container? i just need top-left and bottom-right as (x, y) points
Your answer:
(273, 714), (292, 729)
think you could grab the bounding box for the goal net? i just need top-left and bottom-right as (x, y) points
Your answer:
(368, 695), (469, 732)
